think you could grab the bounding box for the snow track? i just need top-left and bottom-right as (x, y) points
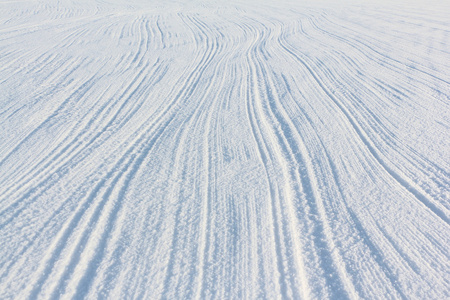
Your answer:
(0, 0), (449, 299)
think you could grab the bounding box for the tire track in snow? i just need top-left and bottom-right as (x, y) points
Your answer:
(277, 34), (449, 225)
(243, 22), (296, 297)
(1, 2), (449, 299)
(4, 12), (220, 298)
(0, 59), (164, 230)
(249, 21), (356, 298)
(297, 15), (450, 203)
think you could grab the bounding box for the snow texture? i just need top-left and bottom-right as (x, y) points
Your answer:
(0, 0), (449, 299)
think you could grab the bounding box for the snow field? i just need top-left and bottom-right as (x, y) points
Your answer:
(0, 0), (449, 299)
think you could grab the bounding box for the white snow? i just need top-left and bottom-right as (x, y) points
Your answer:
(0, 0), (449, 299)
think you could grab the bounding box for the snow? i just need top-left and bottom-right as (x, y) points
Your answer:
(0, 0), (449, 298)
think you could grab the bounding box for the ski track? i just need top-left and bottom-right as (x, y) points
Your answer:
(0, 0), (449, 299)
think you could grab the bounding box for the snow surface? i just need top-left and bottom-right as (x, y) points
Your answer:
(0, 0), (449, 299)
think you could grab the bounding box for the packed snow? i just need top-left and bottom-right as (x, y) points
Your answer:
(0, 0), (449, 298)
